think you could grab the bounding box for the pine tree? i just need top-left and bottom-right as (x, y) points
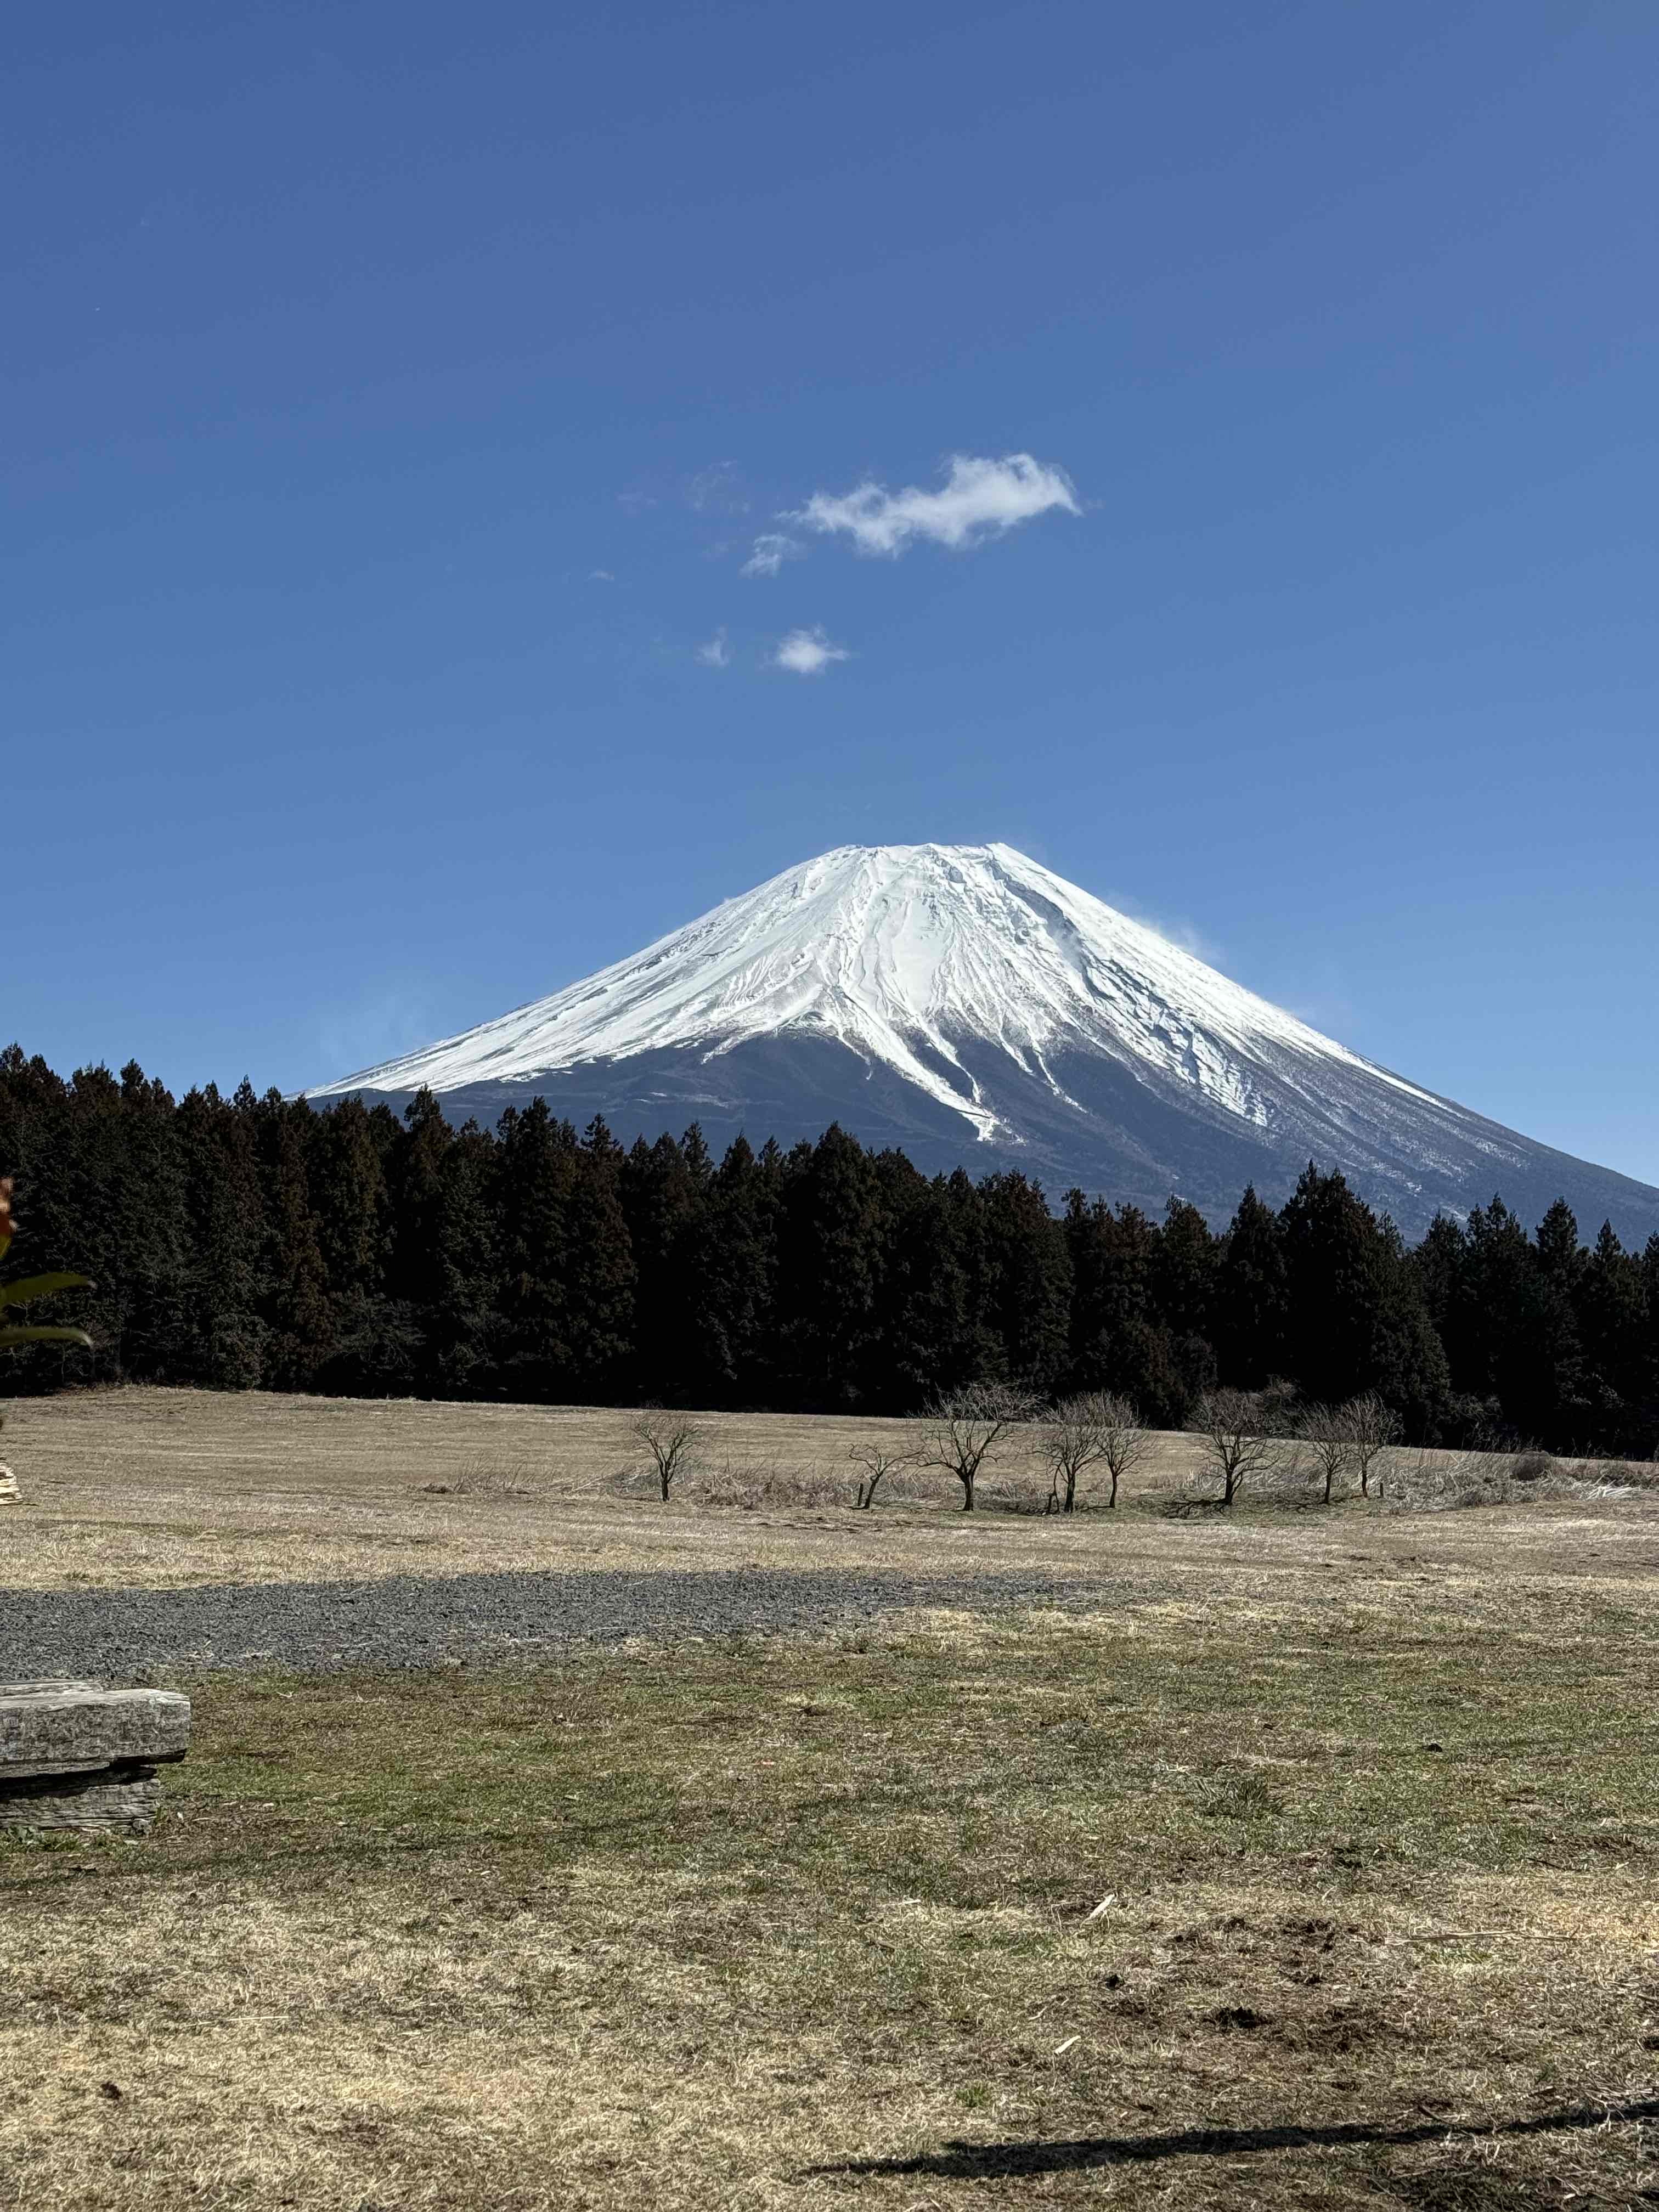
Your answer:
(1459, 1195), (1576, 1441)
(1575, 1221), (1648, 1452)
(619, 1130), (705, 1401)
(774, 1125), (887, 1407)
(306, 1094), (399, 1391)
(1214, 1184), (1286, 1385)
(1277, 1164), (1388, 1405)
(175, 1084), (267, 1386)
(427, 1120), (499, 1396)
(252, 1089), (332, 1389)
(562, 1117), (635, 1396)
(1367, 1218), (1452, 1437)
(867, 1163), (983, 1408)
(493, 1099), (579, 1400)
(679, 1133), (780, 1404)
(978, 1171), (1072, 1394)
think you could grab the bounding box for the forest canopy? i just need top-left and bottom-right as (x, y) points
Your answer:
(1, 1046), (1654, 1456)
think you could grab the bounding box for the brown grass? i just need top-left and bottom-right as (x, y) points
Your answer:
(4, 1595), (1659, 2208)
(3, 1389), (1659, 2207)
(2, 1385), (1654, 1598)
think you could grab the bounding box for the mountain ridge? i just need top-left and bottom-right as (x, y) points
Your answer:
(311, 842), (1659, 1243)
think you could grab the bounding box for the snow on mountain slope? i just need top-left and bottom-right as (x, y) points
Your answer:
(314, 843), (1434, 1138)
(309, 842), (1659, 1240)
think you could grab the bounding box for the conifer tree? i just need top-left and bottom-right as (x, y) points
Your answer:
(679, 1134), (775, 1403)
(775, 1125), (887, 1406)
(978, 1171), (1072, 1394)
(619, 1129), (704, 1402)
(175, 1084), (267, 1386)
(493, 1099), (579, 1400)
(563, 1117), (635, 1396)
(305, 1094), (398, 1390)
(1215, 1184), (1286, 1385)
(1575, 1221), (1647, 1449)
(253, 1088), (332, 1389)
(868, 1161), (984, 1407)
(1278, 1164), (1388, 1405)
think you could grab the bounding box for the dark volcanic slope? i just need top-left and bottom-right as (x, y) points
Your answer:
(0, 1566), (1102, 1680)
(349, 1029), (1659, 1243)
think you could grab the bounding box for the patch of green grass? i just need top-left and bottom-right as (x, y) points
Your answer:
(3, 1594), (1658, 2208)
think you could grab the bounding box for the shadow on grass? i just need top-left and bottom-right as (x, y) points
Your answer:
(804, 2094), (1659, 2180)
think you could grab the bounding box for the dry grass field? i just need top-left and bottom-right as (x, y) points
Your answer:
(3, 1388), (1659, 2209)
(1, 1384), (1651, 1593)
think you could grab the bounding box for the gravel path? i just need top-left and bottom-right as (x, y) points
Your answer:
(0, 1566), (1107, 1680)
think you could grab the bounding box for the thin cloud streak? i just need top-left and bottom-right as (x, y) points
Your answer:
(695, 629), (731, 668)
(792, 452), (1079, 557)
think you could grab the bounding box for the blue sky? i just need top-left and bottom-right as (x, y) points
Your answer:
(10, 2), (1658, 1186)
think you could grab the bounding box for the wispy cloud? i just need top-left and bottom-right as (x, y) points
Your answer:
(589, 568), (617, 583)
(774, 626), (849, 676)
(791, 452), (1079, 558)
(695, 629), (730, 668)
(741, 531), (804, 579)
(686, 461), (749, 515)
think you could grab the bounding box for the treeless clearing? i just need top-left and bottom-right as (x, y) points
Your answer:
(3, 1598), (1658, 2209)
(1, 1385), (1654, 1597)
(3, 1389), (1659, 2204)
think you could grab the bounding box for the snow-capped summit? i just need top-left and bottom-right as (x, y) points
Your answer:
(311, 842), (1659, 1240)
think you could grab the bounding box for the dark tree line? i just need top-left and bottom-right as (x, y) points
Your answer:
(1, 1045), (1655, 1454)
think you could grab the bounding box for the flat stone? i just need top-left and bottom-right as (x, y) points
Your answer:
(0, 1682), (190, 1835)
(0, 1765), (163, 1837)
(0, 1683), (191, 1778)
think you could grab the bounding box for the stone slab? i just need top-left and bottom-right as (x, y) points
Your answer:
(0, 1763), (163, 1836)
(0, 1683), (191, 1779)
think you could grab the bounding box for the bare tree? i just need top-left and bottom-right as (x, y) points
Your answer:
(919, 1386), (1034, 1513)
(848, 1437), (921, 1511)
(1095, 1392), (1152, 1509)
(631, 1411), (703, 1502)
(1187, 1386), (1289, 1508)
(1040, 1392), (1149, 1513)
(1298, 1401), (1355, 1505)
(1342, 1391), (1400, 1496)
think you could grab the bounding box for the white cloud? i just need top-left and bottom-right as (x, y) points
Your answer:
(774, 626), (849, 676)
(589, 568), (617, 582)
(741, 531), (804, 579)
(695, 629), (730, 668)
(791, 451), (1079, 558)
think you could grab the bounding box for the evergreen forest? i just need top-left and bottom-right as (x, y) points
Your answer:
(1, 1046), (1655, 1457)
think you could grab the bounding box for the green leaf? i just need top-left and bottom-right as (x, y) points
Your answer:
(0, 1272), (92, 1311)
(0, 1324), (93, 1351)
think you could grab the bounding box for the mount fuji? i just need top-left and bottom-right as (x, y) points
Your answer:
(310, 843), (1659, 1241)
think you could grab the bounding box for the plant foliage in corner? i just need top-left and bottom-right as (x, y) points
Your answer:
(0, 1178), (93, 1353)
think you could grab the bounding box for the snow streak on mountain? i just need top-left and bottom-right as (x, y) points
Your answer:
(312, 843), (1659, 1240)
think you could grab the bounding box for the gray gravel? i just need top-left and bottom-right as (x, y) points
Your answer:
(0, 1566), (1106, 1681)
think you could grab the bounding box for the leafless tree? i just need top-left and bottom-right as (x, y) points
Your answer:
(1342, 1391), (1400, 1496)
(1297, 1401), (1355, 1504)
(631, 1411), (703, 1502)
(1187, 1386), (1291, 1508)
(919, 1386), (1035, 1513)
(848, 1437), (922, 1510)
(1040, 1392), (1149, 1513)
